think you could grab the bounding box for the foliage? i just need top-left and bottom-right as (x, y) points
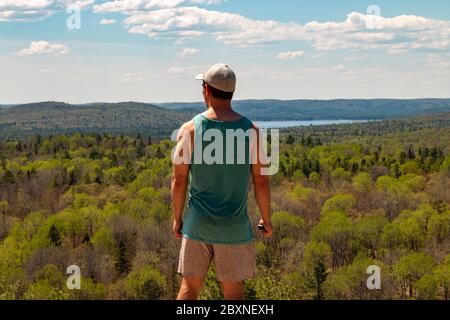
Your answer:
(0, 113), (449, 300)
(125, 265), (166, 300)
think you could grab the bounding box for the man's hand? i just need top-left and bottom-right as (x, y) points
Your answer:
(258, 219), (273, 238)
(173, 220), (183, 240)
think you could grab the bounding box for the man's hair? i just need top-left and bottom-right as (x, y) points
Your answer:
(207, 83), (234, 100)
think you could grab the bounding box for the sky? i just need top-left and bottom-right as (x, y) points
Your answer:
(0, 0), (449, 104)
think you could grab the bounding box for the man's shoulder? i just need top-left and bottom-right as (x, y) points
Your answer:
(231, 112), (255, 128)
(180, 119), (195, 134)
(238, 114), (257, 130)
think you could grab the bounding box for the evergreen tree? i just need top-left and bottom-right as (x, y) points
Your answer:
(48, 225), (61, 246)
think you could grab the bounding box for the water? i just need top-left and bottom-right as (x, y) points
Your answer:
(255, 119), (372, 129)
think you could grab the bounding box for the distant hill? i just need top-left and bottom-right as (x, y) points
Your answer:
(0, 101), (196, 139)
(0, 99), (449, 139)
(160, 99), (450, 121)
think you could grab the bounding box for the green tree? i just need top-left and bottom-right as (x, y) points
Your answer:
(428, 210), (450, 245)
(272, 211), (305, 240)
(48, 224), (61, 247)
(324, 254), (380, 300)
(352, 172), (373, 194)
(440, 156), (450, 174)
(434, 256), (450, 300)
(302, 241), (331, 300)
(24, 264), (70, 300)
(125, 266), (166, 300)
(286, 134), (295, 145)
(311, 211), (355, 270)
(331, 168), (351, 182)
(308, 172), (321, 186)
(416, 274), (437, 300)
(393, 253), (435, 298)
(321, 194), (356, 215)
(354, 214), (388, 258)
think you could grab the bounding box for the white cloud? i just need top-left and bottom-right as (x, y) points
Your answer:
(117, 7), (450, 54)
(69, 0), (95, 8)
(0, 0), (95, 22)
(388, 40), (450, 54)
(277, 50), (305, 60)
(100, 18), (116, 25)
(2, 1), (449, 57)
(16, 41), (69, 56)
(93, 0), (223, 13)
(177, 48), (199, 58)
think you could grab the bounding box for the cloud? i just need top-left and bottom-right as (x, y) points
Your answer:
(277, 51), (305, 60)
(16, 41), (69, 56)
(93, 0), (223, 13)
(2, 1), (449, 57)
(116, 7), (450, 53)
(177, 48), (199, 58)
(100, 18), (117, 25)
(70, 0), (96, 8)
(0, 0), (95, 22)
(388, 40), (450, 54)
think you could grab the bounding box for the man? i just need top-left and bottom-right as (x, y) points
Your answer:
(171, 63), (273, 300)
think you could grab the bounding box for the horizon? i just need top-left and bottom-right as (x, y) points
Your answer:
(1, 0), (450, 103)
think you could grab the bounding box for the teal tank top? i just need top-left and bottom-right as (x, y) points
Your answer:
(182, 113), (255, 245)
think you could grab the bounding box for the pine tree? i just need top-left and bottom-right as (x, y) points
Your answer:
(136, 140), (145, 158)
(48, 224), (61, 246)
(313, 261), (328, 300)
(286, 134), (295, 145)
(304, 257), (329, 300)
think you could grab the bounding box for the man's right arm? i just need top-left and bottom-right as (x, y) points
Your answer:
(171, 121), (194, 239)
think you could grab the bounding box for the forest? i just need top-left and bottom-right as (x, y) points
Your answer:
(0, 112), (449, 300)
(1, 99), (449, 139)
(162, 98), (450, 120)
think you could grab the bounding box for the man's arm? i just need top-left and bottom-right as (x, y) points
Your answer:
(171, 121), (194, 239)
(251, 125), (273, 238)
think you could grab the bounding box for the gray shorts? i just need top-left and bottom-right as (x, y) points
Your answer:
(177, 237), (256, 282)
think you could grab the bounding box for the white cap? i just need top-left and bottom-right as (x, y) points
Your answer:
(195, 63), (236, 93)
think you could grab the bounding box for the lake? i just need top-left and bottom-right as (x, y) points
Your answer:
(255, 119), (372, 129)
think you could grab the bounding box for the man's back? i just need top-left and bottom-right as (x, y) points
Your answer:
(182, 113), (255, 244)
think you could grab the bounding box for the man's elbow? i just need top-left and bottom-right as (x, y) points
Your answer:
(172, 174), (188, 186)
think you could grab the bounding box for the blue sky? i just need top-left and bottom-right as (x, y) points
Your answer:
(1, 0), (449, 104)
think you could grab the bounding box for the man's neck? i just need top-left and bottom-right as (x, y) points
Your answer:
(208, 100), (232, 111)
(205, 101), (241, 121)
